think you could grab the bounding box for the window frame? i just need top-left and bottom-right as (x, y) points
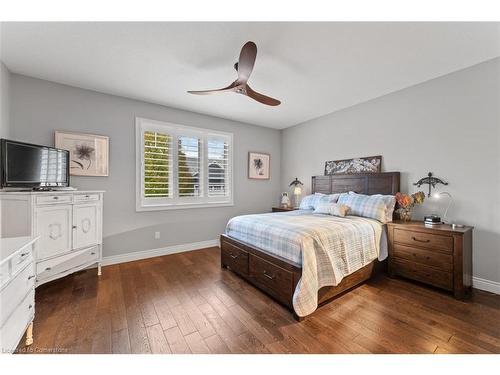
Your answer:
(136, 117), (234, 211)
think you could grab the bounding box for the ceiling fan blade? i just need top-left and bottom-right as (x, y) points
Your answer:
(245, 85), (281, 106)
(236, 41), (257, 83)
(188, 81), (239, 95)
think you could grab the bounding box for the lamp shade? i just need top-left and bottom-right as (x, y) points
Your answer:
(293, 186), (302, 195)
(434, 191), (454, 223)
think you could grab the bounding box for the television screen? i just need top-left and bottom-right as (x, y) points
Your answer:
(1, 139), (69, 188)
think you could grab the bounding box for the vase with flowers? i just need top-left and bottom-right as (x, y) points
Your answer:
(395, 191), (425, 222)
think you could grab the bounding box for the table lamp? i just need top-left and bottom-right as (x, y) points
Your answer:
(289, 177), (304, 208)
(433, 191), (453, 224)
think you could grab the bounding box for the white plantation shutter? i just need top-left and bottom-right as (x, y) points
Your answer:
(143, 131), (172, 198)
(207, 138), (230, 197)
(137, 118), (233, 210)
(177, 136), (201, 197)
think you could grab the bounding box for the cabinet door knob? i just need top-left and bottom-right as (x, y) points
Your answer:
(72, 225), (77, 229)
(45, 267), (52, 271)
(91, 252), (96, 255)
(20, 252), (29, 257)
(28, 304), (33, 309)
(53, 196), (59, 200)
(28, 275), (36, 280)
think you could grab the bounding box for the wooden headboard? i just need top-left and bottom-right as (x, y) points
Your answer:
(312, 172), (400, 195)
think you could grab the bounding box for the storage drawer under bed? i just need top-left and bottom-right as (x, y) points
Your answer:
(221, 241), (249, 276)
(249, 254), (294, 306)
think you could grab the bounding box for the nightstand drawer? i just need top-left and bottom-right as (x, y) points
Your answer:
(393, 244), (452, 271)
(391, 258), (452, 290)
(394, 228), (453, 253)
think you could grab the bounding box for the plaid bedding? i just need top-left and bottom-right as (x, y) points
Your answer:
(337, 192), (396, 223)
(225, 210), (384, 317)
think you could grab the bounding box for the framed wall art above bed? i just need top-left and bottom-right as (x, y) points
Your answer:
(324, 155), (382, 175)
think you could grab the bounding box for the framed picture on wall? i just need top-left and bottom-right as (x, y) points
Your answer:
(248, 152), (270, 180)
(324, 155), (382, 175)
(55, 131), (109, 176)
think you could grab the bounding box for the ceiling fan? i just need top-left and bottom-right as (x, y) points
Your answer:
(188, 41), (281, 106)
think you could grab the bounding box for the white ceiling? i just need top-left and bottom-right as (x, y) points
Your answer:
(1, 22), (499, 129)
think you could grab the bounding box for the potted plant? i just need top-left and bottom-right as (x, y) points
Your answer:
(395, 191), (425, 222)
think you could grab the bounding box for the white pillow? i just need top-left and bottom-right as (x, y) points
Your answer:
(314, 202), (350, 217)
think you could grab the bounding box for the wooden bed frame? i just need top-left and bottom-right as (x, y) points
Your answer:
(220, 172), (400, 320)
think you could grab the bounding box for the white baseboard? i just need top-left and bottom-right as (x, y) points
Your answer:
(101, 239), (219, 266)
(473, 276), (500, 295)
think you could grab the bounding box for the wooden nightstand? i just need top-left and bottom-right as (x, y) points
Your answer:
(387, 221), (473, 299)
(272, 207), (297, 212)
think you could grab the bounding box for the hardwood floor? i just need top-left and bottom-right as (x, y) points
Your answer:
(17, 247), (500, 354)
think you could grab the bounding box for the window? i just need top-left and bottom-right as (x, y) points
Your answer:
(136, 118), (233, 210)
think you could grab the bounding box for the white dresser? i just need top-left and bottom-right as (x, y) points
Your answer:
(0, 191), (104, 286)
(0, 236), (37, 353)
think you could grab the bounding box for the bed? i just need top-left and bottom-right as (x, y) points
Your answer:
(220, 172), (400, 320)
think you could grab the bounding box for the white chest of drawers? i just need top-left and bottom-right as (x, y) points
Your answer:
(0, 191), (104, 286)
(0, 236), (37, 353)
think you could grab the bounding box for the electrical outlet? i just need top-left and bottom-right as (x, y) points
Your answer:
(154, 231), (160, 240)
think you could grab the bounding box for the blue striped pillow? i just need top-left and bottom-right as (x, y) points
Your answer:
(299, 193), (340, 210)
(337, 192), (396, 223)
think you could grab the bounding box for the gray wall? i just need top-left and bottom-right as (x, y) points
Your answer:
(282, 57), (500, 284)
(10, 74), (282, 257)
(0, 61), (10, 138)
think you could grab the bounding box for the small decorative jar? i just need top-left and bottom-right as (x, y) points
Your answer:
(398, 208), (412, 222)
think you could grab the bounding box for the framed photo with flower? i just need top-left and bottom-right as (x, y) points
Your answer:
(55, 131), (109, 176)
(248, 152), (270, 180)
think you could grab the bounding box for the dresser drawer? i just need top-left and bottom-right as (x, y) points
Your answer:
(249, 254), (294, 305)
(73, 193), (100, 203)
(11, 249), (34, 277)
(0, 261), (9, 289)
(0, 288), (34, 352)
(0, 245), (34, 289)
(393, 244), (452, 271)
(36, 194), (72, 205)
(391, 258), (452, 290)
(0, 262), (35, 327)
(37, 246), (99, 282)
(394, 228), (453, 253)
(221, 242), (249, 276)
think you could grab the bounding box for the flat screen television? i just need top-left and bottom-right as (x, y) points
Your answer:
(0, 139), (70, 189)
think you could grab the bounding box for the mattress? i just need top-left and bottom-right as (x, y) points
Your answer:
(225, 209), (388, 265)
